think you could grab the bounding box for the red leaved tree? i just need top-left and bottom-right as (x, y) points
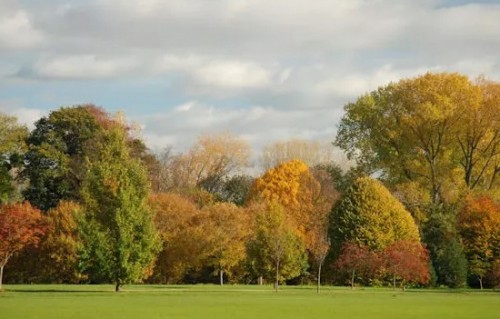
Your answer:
(382, 240), (430, 290)
(335, 241), (380, 289)
(0, 202), (45, 290)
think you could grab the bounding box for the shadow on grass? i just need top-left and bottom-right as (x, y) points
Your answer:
(4, 288), (115, 294)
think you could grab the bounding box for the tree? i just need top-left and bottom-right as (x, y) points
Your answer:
(335, 73), (500, 205)
(423, 206), (468, 288)
(382, 240), (430, 290)
(38, 201), (83, 283)
(78, 127), (160, 291)
(335, 242), (379, 289)
(251, 160), (319, 236)
(23, 105), (156, 211)
(203, 203), (250, 285)
(148, 193), (211, 284)
(308, 167), (338, 293)
(261, 139), (333, 171)
(0, 113), (28, 204)
(162, 133), (251, 193)
(252, 160), (338, 289)
(330, 176), (421, 258)
(458, 196), (500, 289)
(456, 78), (500, 191)
(23, 105), (103, 211)
(0, 202), (45, 290)
(247, 202), (307, 292)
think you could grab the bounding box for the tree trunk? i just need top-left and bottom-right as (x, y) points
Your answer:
(219, 269), (224, 286)
(115, 282), (121, 292)
(479, 276), (483, 290)
(0, 265), (4, 291)
(258, 276), (263, 286)
(317, 262), (322, 294)
(393, 275), (396, 291)
(351, 269), (355, 290)
(275, 261), (280, 293)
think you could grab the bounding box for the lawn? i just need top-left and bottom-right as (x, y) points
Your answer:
(0, 285), (499, 319)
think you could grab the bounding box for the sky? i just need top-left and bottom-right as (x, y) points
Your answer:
(1, 0), (500, 158)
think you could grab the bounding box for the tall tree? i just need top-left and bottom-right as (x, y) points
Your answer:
(335, 73), (498, 204)
(78, 127), (160, 291)
(0, 202), (45, 290)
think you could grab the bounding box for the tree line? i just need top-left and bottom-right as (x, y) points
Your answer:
(0, 72), (499, 291)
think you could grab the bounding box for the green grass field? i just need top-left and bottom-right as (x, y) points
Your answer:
(0, 285), (499, 319)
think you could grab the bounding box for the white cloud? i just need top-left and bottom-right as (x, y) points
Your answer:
(0, 10), (44, 49)
(2, 0), (500, 158)
(0, 102), (47, 129)
(30, 55), (141, 79)
(315, 65), (441, 98)
(195, 61), (271, 88)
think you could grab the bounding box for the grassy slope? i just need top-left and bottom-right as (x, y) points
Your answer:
(0, 285), (499, 319)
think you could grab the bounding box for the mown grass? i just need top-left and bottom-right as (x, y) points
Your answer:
(0, 285), (499, 319)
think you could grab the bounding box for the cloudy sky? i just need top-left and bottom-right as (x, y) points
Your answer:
(1, 0), (500, 157)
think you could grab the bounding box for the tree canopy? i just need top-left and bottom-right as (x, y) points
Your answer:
(336, 73), (500, 204)
(330, 176), (420, 257)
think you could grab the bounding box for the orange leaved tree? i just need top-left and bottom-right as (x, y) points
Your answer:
(0, 202), (45, 290)
(458, 195), (500, 289)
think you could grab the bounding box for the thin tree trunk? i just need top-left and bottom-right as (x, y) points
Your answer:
(317, 262), (322, 294)
(219, 269), (224, 286)
(275, 261), (280, 293)
(258, 276), (263, 286)
(393, 275), (396, 291)
(351, 269), (355, 290)
(479, 276), (483, 290)
(0, 265), (4, 291)
(115, 282), (121, 292)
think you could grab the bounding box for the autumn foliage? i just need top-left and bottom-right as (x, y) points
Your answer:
(0, 202), (45, 289)
(382, 241), (430, 289)
(458, 195), (500, 288)
(1, 80), (499, 290)
(335, 242), (380, 288)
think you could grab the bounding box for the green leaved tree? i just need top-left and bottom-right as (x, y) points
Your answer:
(78, 126), (160, 291)
(247, 201), (307, 292)
(330, 176), (420, 258)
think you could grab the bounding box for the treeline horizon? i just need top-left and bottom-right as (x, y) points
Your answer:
(0, 72), (499, 291)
